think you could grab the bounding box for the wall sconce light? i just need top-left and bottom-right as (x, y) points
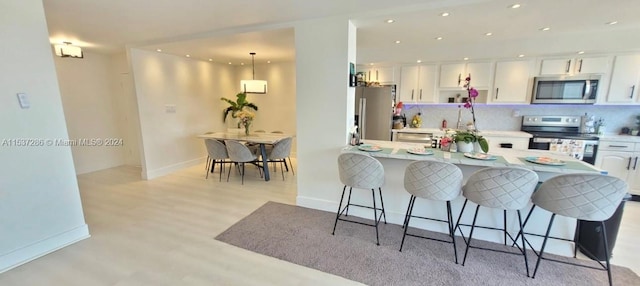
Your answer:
(54, 42), (83, 58)
(240, 52), (267, 94)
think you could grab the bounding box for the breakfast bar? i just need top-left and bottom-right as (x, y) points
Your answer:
(340, 140), (604, 257)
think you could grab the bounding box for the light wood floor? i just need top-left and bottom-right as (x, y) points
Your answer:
(1, 162), (638, 285)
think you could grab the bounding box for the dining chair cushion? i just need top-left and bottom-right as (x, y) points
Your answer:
(205, 139), (228, 160)
(404, 161), (463, 201)
(463, 167), (538, 210)
(225, 140), (257, 163)
(532, 174), (628, 221)
(338, 153), (384, 190)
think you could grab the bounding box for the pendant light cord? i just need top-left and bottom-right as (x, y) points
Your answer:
(250, 52), (256, 80)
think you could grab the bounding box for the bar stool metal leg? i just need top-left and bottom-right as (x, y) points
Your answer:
(399, 195), (416, 252)
(532, 213), (556, 279)
(371, 188), (380, 246)
(518, 210), (530, 277)
(447, 201), (459, 264)
(462, 205), (481, 266)
(332, 186), (348, 235)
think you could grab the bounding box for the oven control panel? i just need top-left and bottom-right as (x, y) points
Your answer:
(522, 115), (581, 127)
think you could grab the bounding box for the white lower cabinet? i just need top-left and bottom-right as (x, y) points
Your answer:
(595, 140), (640, 195)
(482, 136), (529, 151)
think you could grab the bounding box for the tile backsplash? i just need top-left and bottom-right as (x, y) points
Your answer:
(401, 104), (639, 134)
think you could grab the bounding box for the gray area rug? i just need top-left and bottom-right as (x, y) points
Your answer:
(215, 201), (640, 286)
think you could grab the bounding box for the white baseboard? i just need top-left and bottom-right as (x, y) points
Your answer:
(0, 224), (90, 273)
(144, 157), (205, 180)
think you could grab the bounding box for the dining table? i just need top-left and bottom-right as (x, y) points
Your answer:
(197, 132), (291, 181)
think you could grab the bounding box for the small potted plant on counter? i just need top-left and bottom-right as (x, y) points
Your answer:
(454, 130), (489, 153)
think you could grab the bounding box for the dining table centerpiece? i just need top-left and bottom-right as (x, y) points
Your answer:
(221, 92), (259, 133)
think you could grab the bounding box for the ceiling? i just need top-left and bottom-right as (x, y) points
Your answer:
(43, 0), (640, 66)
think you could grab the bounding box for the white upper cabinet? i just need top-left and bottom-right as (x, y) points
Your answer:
(540, 57), (609, 75)
(489, 60), (534, 104)
(574, 57), (610, 74)
(606, 54), (640, 104)
(359, 66), (395, 84)
(439, 62), (492, 89)
(399, 65), (437, 103)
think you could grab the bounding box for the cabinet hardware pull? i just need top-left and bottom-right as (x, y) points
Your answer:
(495, 88), (499, 99)
(566, 60), (571, 73)
(634, 157), (639, 170)
(376, 70), (379, 81)
(631, 85), (636, 99)
(457, 73), (461, 86)
(411, 89), (414, 100)
(368, 70), (371, 81)
(419, 89), (423, 100)
(578, 59), (583, 73)
(627, 157), (632, 170)
(608, 145), (628, 148)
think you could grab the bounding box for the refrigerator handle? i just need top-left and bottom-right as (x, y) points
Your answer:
(360, 98), (366, 140)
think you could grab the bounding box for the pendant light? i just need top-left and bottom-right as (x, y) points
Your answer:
(240, 52), (268, 94)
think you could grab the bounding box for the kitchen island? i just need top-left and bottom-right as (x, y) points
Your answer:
(338, 140), (604, 257)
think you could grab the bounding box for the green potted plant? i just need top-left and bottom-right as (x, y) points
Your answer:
(221, 93), (258, 126)
(454, 130), (489, 153)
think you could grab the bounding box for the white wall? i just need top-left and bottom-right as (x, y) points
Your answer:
(110, 52), (142, 167)
(130, 49), (236, 179)
(54, 51), (126, 174)
(295, 17), (356, 210)
(0, 0), (89, 273)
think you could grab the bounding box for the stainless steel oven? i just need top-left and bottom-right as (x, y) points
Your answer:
(522, 115), (599, 165)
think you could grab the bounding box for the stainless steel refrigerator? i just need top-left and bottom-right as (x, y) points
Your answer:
(355, 85), (396, 141)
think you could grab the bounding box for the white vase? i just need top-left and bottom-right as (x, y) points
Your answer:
(473, 141), (485, 153)
(457, 142), (474, 153)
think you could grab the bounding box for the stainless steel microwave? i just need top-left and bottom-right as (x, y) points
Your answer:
(531, 75), (600, 104)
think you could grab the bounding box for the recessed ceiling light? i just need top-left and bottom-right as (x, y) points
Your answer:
(156, 49), (162, 52)
(463, 57), (469, 61)
(441, 12), (450, 17)
(417, 60), (422, 63)
(518, 54), (525, 58)
(577, 51), (585, 54)
(386, 19), (394, 23)
(485, 32), (493, 36)
(509, 4), (521, 9)
(208, 58), (213, 61)
(395, 40), (401, 44)
(435, 37), (443, 40)
(370, 63), (374, 66)
(606, 21), (618, 25)
(267, 60), (271, 64)
(186, 54), (190, 57)
(240, 63), (244, 65)
(540, 27), (550, 31)
(228, 62), (232, 65)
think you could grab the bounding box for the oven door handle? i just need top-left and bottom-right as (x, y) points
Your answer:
(532, 138), (555, 143)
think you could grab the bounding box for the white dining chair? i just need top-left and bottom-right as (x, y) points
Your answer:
(267, 137), (294, 180)
(204, 139), (230, 181)
(224, 140), (263, 184)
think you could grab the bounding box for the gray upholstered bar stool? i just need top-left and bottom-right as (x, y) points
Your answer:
(531, 174), (628, 286)
(456, 167), (539, 276)
(332, 152), (387, 245)
(399, 161), (463, 263)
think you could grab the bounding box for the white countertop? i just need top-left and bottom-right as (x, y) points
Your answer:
(346, 140), (602, 175)
(391, 128), (532, 138)
(599, 134), (640, 143)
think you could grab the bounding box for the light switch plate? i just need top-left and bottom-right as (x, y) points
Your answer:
(17, 93), (30, 109)
(165, 104), (176, 113)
